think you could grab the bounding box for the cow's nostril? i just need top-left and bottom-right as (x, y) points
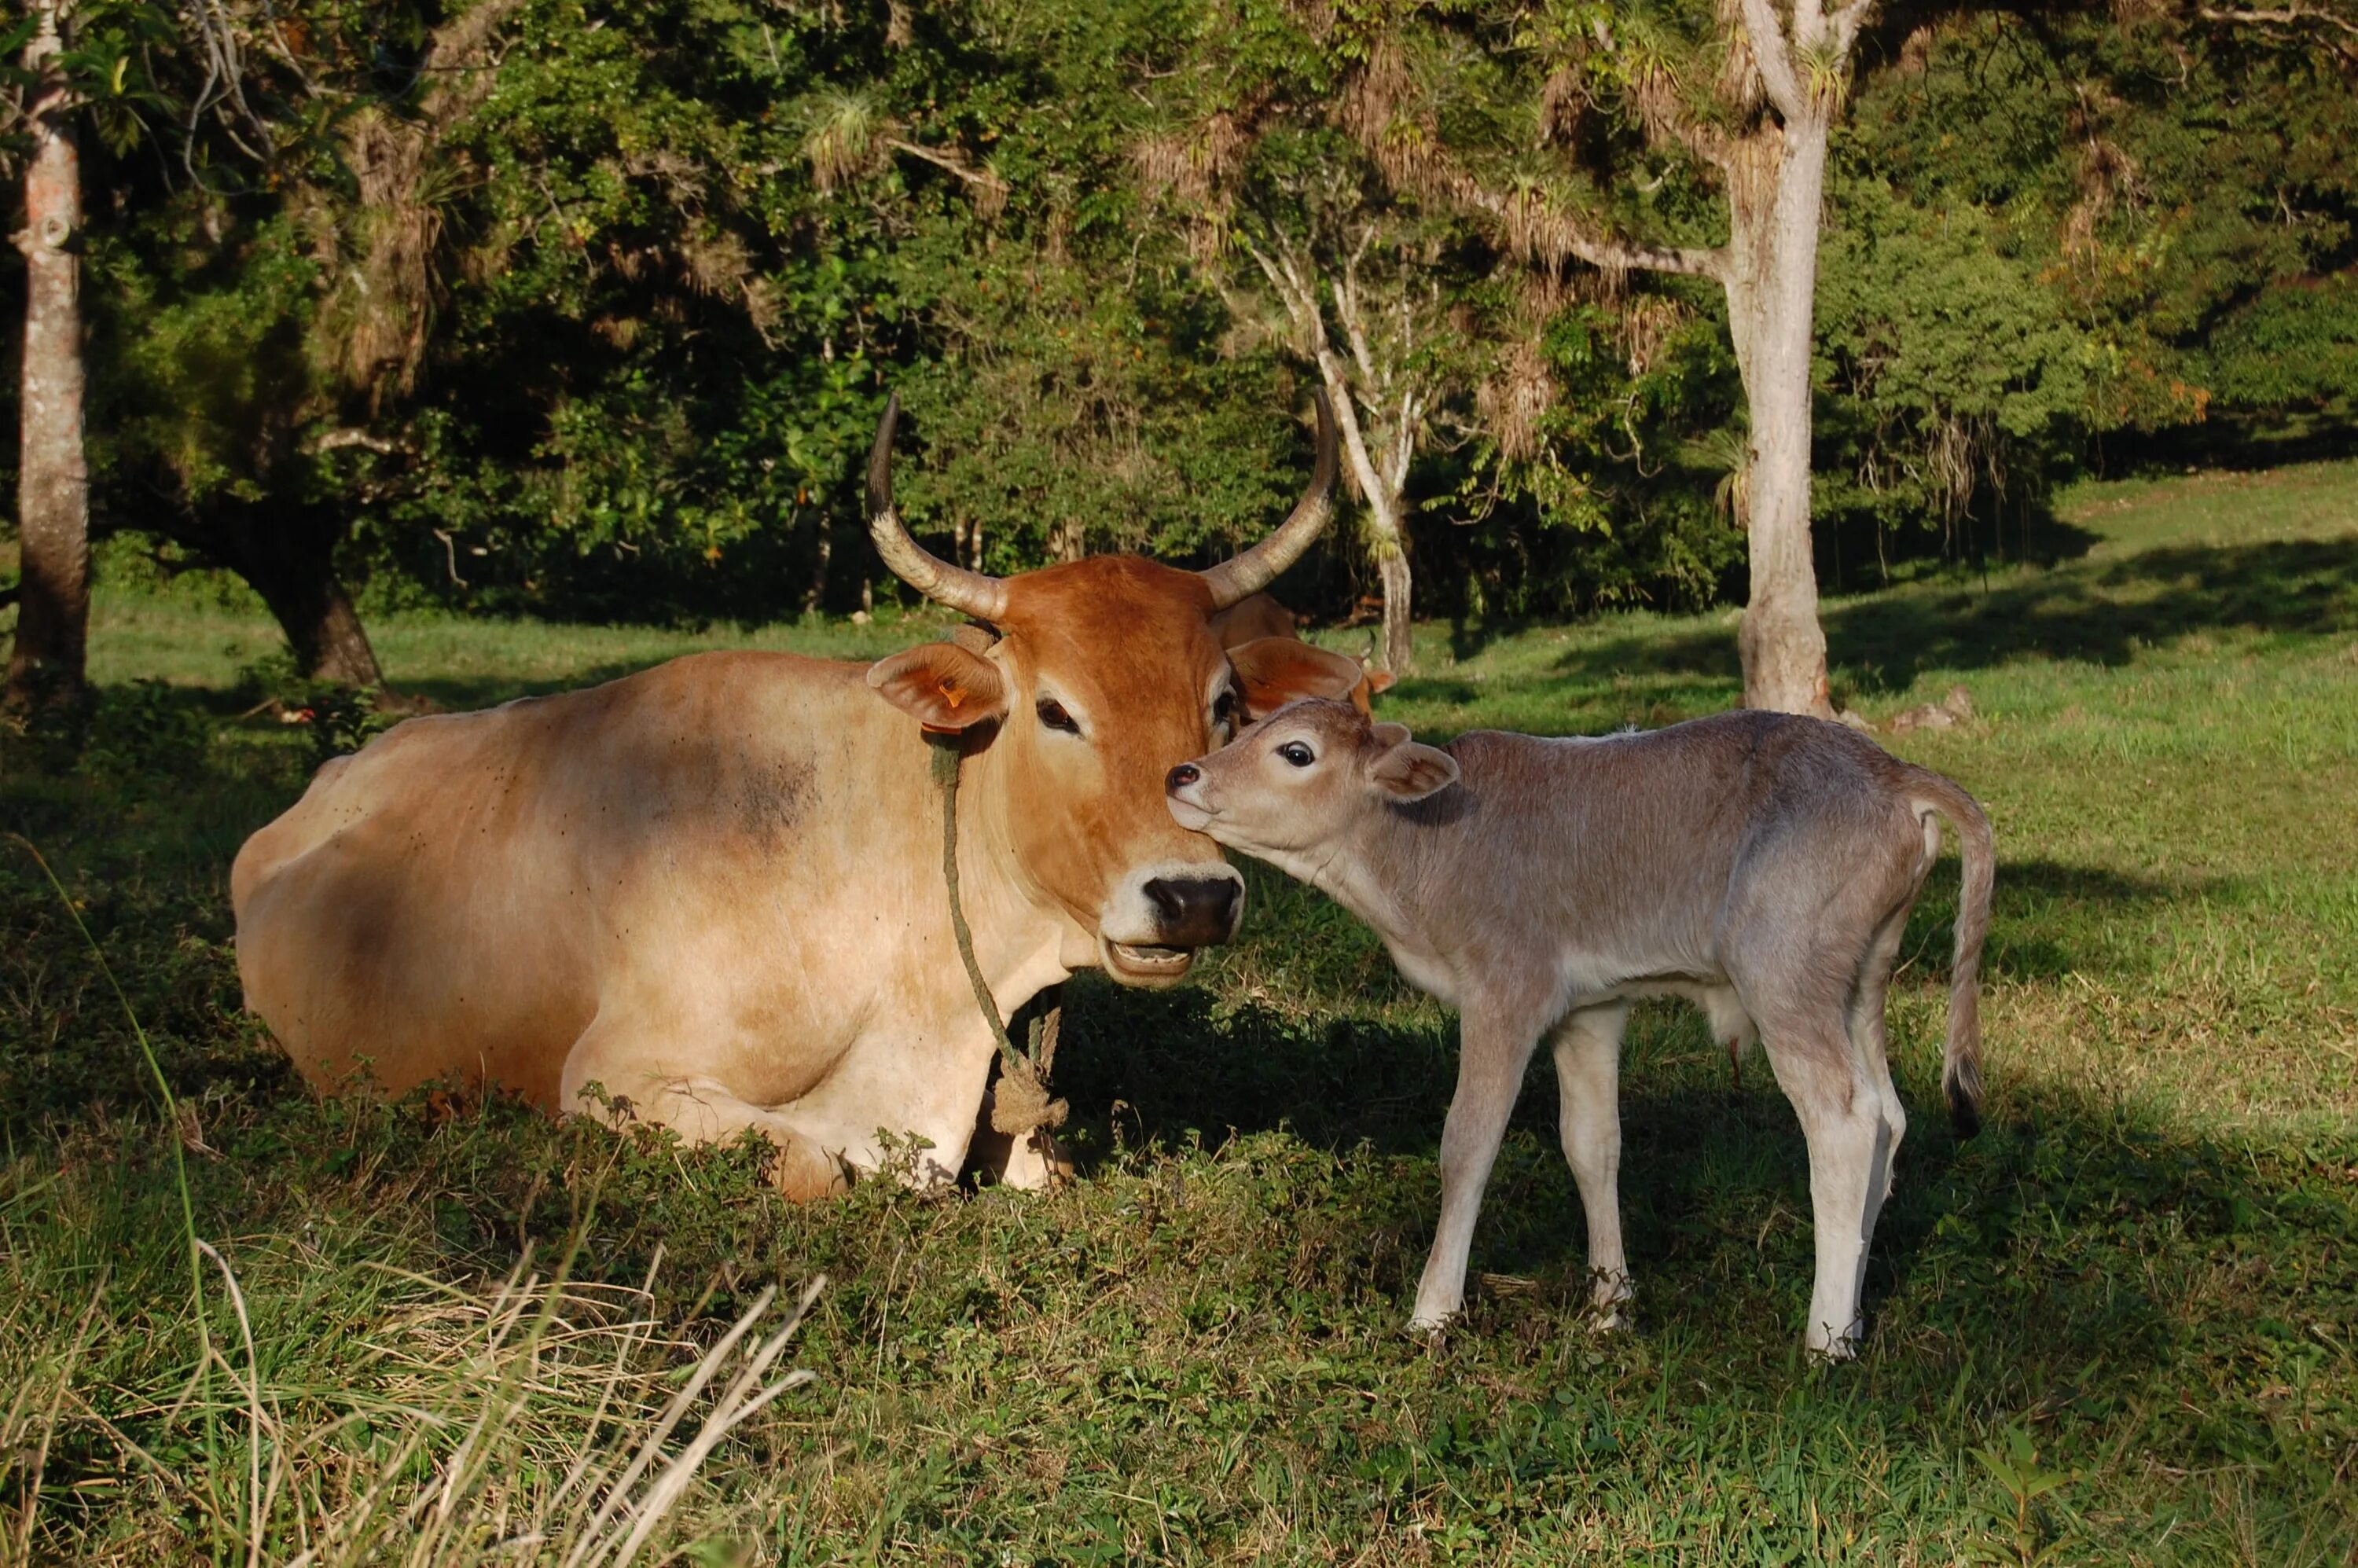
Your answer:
(1166, 762), (1200, 791)
(1140, 876), (1242, 946)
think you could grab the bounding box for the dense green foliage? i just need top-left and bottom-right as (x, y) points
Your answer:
(4, 0), (2356, 645)
(4, 461), (2354, 1559)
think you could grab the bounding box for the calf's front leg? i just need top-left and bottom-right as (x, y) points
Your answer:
(1410, 998), (1548, 1331)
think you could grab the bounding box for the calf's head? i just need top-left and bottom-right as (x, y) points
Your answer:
(1164, 699), (1460, 861)
(863, 395), (1367, 985)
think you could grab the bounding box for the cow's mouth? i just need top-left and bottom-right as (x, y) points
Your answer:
(1103, 938), (1196, 982)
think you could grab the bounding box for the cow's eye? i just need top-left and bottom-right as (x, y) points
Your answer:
(1036, 698), (1081, 736)
(1278, 741), (1315, 768)
(1211, 689), (1237, 728)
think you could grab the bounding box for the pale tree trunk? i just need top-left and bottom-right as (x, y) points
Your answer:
(1243, 233), (1426, 674)
(1401, 0), (1861, 714)
(6, 0), (89, 713)
(1724, 112), (1834, 718)
(1327, 376), (1416, 676)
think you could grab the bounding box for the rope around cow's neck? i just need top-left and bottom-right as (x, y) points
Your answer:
(931, 740), (1069, 1140)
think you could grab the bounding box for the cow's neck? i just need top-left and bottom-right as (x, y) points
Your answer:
(938, 741), (1084, 1017)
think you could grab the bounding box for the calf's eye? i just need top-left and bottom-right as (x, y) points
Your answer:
(1278, 741), (1315, 768)
(1037, 699), (1081, 735)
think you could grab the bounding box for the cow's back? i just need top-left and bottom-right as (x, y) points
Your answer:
(231, 652), (873, 1106)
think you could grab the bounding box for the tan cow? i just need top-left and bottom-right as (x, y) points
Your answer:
(232, 395), (1365, 1195)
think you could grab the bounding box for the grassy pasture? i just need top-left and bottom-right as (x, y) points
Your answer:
(2, 461), (2355, 1563)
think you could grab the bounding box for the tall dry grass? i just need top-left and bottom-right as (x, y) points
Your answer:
(1, 1241), (822, 1565)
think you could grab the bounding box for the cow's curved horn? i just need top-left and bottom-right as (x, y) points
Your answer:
(869, 392), (1010, 623)
(1199, 387), (1339, 611)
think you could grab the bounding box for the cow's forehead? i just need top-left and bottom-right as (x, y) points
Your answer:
(995, 557), (1223, 681)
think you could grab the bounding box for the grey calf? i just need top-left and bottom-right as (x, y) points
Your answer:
(1166, 700), (1993, 1357)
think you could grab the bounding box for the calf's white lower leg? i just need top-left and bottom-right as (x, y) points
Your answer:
(1550, 1003), (1633, 1319)
(1779, 1061), (1887, 1360)
(1409, 1005), (1542, 1331)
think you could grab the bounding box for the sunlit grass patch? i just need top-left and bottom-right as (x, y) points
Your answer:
(2, 457), (2355, 1561)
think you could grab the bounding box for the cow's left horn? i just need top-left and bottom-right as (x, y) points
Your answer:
(869, 392), (1010, 623)
(1199, 387), (1339, 611)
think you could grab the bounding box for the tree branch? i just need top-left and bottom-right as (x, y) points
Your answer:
(884, 138), (1008, 194)
(1450, 178), (1726, 281)
(2196, 2), (2358, 38)
(1738, 0), (1808, 119)
(307, 428), (409, 456)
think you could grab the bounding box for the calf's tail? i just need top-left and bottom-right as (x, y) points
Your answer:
(1909, 773), (1994, 1138)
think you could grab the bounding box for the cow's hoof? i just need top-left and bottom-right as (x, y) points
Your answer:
(1805, 1332), (1862, 1364)
(1002, 1127), (1074, 1192)
(965, 1100), (1073, 1191)
(1405, 1310), (1456, 1339)
(771, 1140), (854, 1202)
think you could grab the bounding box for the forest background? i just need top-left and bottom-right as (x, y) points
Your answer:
(2, 0), (2354, 688)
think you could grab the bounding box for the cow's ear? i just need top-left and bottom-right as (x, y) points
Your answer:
(1368, 733), (1458, 802)
(867, 643), (1009, 733)
(1228, 637), (1366, 718)
(1363, 665), (1398, 698)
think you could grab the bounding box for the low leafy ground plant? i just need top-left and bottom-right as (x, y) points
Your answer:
(3, 461), (2354, 1562)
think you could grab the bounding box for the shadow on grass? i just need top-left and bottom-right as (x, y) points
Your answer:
(1053, 971), (2356, 1430)
(1549, 535), (2358, 697)
(1904, 855), (2220, 984)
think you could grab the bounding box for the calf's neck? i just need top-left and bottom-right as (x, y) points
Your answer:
(1166, 700), (1993, 1357)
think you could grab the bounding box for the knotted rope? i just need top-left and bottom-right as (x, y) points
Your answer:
(931, 740), (1068, 1138)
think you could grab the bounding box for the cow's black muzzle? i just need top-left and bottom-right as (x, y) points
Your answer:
(1142, 876), (1242, 948)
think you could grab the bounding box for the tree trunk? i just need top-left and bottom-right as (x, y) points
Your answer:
(208, 507), (387, 688)
(803, 510), (832, 615)
(6, 1), (90, 713)
(1375, 545), (1412, 676)
(1724, 115), (1834, 718)
(1320, 356), (1417, 675)
(254, 560), (385, 688)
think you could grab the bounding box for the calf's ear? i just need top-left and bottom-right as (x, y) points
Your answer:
(1368, 733), (1459, 802)
(1227, 637), (1366, 718)
(868, 642), (1009, 733)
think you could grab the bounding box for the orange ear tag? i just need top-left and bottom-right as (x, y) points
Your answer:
(921, 678), (967, 736)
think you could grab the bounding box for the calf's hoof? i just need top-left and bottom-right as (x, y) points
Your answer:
(1587, 1272), (1635, 1332)
(1804, 1327), (1863, 1364)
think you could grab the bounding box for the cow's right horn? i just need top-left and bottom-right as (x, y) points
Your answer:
(1198, 387), (1339, 610)
(869, 392), (1010, 623)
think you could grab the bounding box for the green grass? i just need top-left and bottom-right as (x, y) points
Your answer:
(4, 461), (2356, 1563)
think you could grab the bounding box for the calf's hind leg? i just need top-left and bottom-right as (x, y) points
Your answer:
(1849, 899), (1915, 1225)
(1548, 1001), (1634, 1320)
(1746, 993), (1894, 1360)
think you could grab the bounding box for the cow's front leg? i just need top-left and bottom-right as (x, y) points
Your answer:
(966, 1087), (1074, 1191)
(560, 1029), (854, 1199)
